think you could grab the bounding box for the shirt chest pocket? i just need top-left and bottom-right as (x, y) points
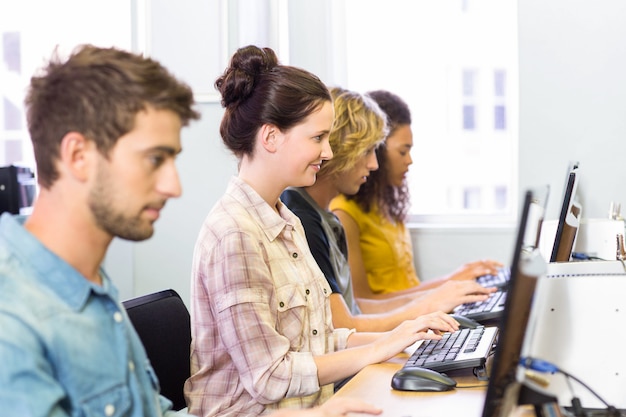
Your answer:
(80, 384), (131, 417)
(275, 283), (309, 351)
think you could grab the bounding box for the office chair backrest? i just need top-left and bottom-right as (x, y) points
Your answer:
(122, 289), (191, 411)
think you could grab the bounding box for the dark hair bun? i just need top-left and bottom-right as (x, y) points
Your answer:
(215, 45), (279, 108)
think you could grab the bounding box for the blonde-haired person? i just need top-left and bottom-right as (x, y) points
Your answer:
(282, 87), (494, 332)
(330, 89), (501, 301)
(185, 47), (458, 417)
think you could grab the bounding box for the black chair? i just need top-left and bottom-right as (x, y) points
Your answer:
(122, 289), (191, 411)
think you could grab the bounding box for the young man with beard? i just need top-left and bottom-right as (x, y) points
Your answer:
(0, 44), (200, 416)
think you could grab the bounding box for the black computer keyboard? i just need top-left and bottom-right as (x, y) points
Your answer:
(403, 326), (498, 373)
(476, 267), (511, 288)
(453, 290), (507, 322)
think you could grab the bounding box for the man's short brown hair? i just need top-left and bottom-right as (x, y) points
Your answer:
(25, 44), (200, 188)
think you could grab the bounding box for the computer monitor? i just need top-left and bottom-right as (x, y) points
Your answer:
(0, 165), (36, 215)
(481, 189), (553, 417)
(523, 186), (550, 252)
(549, 164), (581, 263)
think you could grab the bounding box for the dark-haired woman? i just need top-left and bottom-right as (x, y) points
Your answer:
(185, 47), (458, 417)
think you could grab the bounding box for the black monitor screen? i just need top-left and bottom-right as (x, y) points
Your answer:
(481, 190), (548, 417)
(549, 165), (580, 263)
(0, 165), (36, 215)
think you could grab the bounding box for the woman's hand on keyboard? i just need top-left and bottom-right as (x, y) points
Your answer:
(422, 280), (498, 313)
(447, 259), (503, 281)
(412, 310), (461, 334)
(365, 311), (460, 363)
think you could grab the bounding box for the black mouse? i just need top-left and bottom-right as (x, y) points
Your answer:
(448, 314), (481, 329)
(391, 366), (457, 392)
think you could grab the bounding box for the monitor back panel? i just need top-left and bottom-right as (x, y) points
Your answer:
(523, 273), (626, 410)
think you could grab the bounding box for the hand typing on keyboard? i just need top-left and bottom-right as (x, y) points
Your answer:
(475, 267), (511, 288)
(446, 259), (503, 281)
(366, 311), (461, 365)
(403, 325), (499, 372)
(421, 280), (498, 314)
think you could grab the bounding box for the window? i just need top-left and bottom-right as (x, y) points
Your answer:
(463, 187), (482, 210)
(463, 105), (477, 131)
(1, 31), (26, 166)
(494, 69), (507, 130)
(463, 69), (478, 131)
(341, 0), (518, 225)
(494, 105), (506, 130)
(494, 185), (508, 210)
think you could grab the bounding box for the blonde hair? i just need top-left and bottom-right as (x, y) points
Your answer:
(319, 87), (388, 178)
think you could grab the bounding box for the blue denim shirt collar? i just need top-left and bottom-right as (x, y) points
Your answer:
(0, 212), (117, 311)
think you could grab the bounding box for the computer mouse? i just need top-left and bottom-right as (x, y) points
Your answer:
(391, 366), (457, 392)
(448, 314), (481, 329)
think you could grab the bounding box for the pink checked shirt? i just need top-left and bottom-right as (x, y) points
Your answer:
(185, 177), (353, 417)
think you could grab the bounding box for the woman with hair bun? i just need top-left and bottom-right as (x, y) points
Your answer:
(185, 46), (458, 417)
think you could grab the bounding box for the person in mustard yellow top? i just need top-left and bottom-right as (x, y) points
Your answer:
(330, 90), (502, 300)
(331, 193), (419, 294)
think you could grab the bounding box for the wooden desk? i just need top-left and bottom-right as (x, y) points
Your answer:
(333, 354), (534, 417)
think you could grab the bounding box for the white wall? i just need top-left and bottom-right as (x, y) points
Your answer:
(108, 0), (626, 306)
(518, 0), (626, 221)
(411, 226), (514, 282)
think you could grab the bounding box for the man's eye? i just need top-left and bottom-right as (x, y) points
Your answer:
(149, 155), (165, 166)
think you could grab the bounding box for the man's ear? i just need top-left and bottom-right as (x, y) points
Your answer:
(258, 124), (278, 153)
(58, 132), (94, 182)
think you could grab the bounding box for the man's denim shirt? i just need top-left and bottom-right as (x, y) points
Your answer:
(0, 213), (191, 417)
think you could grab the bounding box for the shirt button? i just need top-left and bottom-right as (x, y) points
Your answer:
(113, 312), (123, 323)
(279, 302), (285, 308)
(104, 404), (115, 416)
(312, 329), (318, 335)
(128, 361), (135, 372)
(305, 289), (310, 295)
(292, 252), (298, 258)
